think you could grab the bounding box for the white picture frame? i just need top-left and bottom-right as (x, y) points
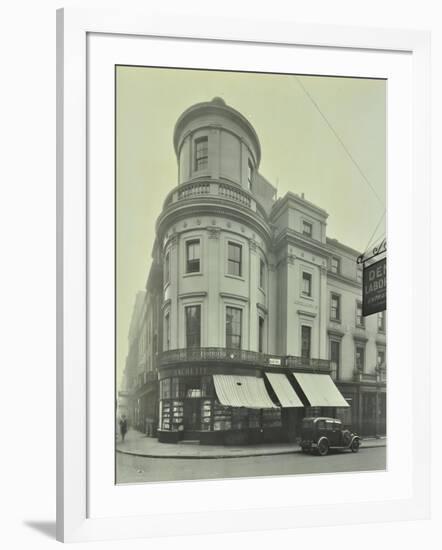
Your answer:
(56, 7), (430, 543)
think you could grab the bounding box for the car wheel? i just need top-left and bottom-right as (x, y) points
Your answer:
(351, 439), (360, 453)
(317, 439), (329, 456)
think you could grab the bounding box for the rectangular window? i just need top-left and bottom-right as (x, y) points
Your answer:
(164, 312), (170, 351)
(302, 220), (312, 237)
(194, 136), (208, 171)
(301, 326), (311, 359)
(248, 159), (253, 190)
(377, 349), (386, 367)
(330, 293), (341, 321)
(186, 239), (200, 273)
(226, 307), (242, 349)
(356, 302), (364, 327)
(331, 257), (341, 274)
(258, 316), (265, 353)
(164, 251), (170, 284)
(378, 311), (386, 332)
(227, 242), (242, 277)
(185, 305), (201, 348)
(356, 345), (365, 371)
(330, 340), (340, 379)
(302, 272), (312, 297)
(259, 258), (265, 289)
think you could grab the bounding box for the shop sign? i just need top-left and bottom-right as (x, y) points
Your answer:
(268, 357), (281, 366)
(362, 258), (386, 316)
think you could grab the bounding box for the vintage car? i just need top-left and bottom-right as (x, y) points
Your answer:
(300, 417), (361, 456)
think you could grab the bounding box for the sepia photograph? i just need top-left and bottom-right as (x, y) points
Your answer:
(115, 66), (387, 484)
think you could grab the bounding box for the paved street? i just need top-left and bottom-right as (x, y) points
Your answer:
(116, 445), (386, 484)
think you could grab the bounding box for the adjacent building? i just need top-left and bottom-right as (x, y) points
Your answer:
(121, 97), (386, 444)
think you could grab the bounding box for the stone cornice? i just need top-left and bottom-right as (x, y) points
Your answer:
(273, 228), (329, 258)
(297, 309), (317, 318)
(178, 291), (208, 300)
(328, 327), (345, 338)
(220, 292), (249, 303)
(156, 200), (272, 247)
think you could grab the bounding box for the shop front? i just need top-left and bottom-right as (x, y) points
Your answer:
(157, 367), (351, 445)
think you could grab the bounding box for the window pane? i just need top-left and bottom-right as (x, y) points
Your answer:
(301, 326), (311, 358)
(164, 313), (170, 350)
(303, 221), (312, 237)
(356, 302), (364, 326)
(186, 240), (200, 273)
(356, 346), (365, 370)
(227, 242), (242, 276)
(330, 340), (340, 378)
(258, 316), (265, 353)
(331, 257), (340, 273)
(331, 294), (340, 320)
(194, 137), (208, 170)
(302, 272), (311, 296)
(185, 305), (201, 348)
(248, 159), (253, 187)
(226, 307), (242, 349)
(259, 259), (265, 288)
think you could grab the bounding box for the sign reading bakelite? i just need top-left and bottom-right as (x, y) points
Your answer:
(363, 258), (386, 316)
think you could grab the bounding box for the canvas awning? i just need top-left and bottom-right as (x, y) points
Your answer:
(265, 373), (304, 407)
(213, 375), (278, 409)
(292, 373), (349, 407)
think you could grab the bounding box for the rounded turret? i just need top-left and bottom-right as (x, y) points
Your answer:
(173, 97), (261, 192)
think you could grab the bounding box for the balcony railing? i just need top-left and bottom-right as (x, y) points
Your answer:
(163, 180), (267, 220)
(284, 356), (331, 372)
(353, 368), (386, 383)
(159, 347), (331, 373)
(160, 347), (267, 366)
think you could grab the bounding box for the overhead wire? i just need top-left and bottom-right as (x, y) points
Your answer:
(294, 76), (386, 255)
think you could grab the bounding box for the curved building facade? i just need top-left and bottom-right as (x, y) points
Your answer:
(122, 98), (387, 445)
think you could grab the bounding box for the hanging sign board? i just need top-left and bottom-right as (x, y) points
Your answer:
(362, 258), (386, 316)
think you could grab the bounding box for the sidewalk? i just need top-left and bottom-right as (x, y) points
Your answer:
(117, 429), (387, 459)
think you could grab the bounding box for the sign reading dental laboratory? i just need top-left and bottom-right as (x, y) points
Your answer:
(363, 258), (386, 316)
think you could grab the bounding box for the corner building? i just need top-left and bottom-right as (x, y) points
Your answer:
(123, 97), (387, 444)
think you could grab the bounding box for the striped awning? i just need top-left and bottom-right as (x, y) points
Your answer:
(292, 373), (349, 407)
(265, 373), (304, 407)
(213, 375), (278, 409)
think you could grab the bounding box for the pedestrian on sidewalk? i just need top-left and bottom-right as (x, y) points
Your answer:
(119, 414), (128, 442)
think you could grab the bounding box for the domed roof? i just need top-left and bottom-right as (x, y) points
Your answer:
(173, 98), (261, 165)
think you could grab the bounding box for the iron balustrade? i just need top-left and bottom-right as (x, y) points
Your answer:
(159, 347), (331, 372)
(284, 356), (331, 372)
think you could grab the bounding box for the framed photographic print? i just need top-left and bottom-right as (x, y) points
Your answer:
(57, 7), (430, 543)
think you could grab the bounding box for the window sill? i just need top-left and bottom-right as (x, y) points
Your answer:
(225, 273), (245, 282)
(329, 318), (341, 324)
(301, 293), (313, 301)
(183, 272), (203, 278)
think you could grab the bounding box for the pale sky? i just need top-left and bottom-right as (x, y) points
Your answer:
(116, 66), (386, 387)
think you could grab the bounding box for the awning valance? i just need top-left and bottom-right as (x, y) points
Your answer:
(213, 375), (278, 409)
(292, 373), (349, 407)
(265, 373), (304, 407)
